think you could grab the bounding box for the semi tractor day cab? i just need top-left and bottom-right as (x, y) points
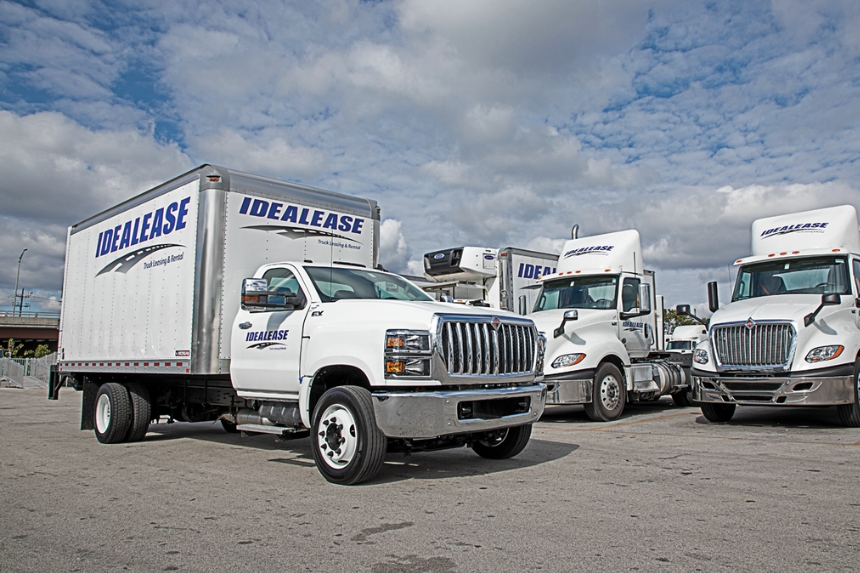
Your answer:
(422, 246), (558, 315)
(528, 228), (692, 422)
(50, 165), (547, 484)
(689, 205), (860, 427)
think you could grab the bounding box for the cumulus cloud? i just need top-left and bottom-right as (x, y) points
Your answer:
(0, 111), (192, 297)
(379, 218), (412, 273)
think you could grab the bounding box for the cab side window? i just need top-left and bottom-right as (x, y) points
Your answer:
(621, 278), (641, 312)
(262, 268), (306, 309)
(853, 259), (860, 296)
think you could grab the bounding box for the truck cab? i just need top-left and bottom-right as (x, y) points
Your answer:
(529, 230), (690, 422)
(692, 205), (860, 426)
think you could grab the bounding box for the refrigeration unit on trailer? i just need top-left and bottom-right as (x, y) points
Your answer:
(52, 165), (547, 484)
(528, 228), (694, 422)
(422, 246), (558, 315)
(688, 204), (860, 426)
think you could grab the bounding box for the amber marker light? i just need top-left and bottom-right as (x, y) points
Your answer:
(386, 361), (405, 373)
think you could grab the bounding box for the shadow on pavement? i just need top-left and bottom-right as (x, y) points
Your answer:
(693, 404), (849, 429)
(142, 421), (580, 484)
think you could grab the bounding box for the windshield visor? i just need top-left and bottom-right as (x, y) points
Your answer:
(732, 256), (850, 302)
(304, 266), (434, 302)
(534, 275), (618, 312)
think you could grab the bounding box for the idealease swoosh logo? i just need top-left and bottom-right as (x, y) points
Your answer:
(96, 244), (181, 276)
(247, 342), (286, 349)
(243, 224), (360, 243)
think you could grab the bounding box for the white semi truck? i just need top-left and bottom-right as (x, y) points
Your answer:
(528, 229), (691, 422)
(688, 204), (860, 426)
(50, 165), (547, 484)
(666, 325), (709, 352)
(422, 246), (558, 315)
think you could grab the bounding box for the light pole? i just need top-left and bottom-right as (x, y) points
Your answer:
(14, 248), (27, 317)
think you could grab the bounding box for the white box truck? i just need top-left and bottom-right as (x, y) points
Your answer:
(422, 246), (558, 315)
(527, 229), (692, 421)
(50, 165), (547, 484)
(688, 204), (860, 426)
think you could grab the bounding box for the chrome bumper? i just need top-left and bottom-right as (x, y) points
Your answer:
(371, 384), (547, 439)
(545, 379), (592, 405)
(693, 375), (854, 406)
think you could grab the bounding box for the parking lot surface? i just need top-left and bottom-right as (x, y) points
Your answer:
(1, 388), (858, 572)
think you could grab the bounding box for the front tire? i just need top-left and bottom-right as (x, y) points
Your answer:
(472, 424), (532, 459)
(700, 402), (736, 423)
(584, 363), (626, 422)
(310, 386), (387, 485)
(94, 383), (132, 444)
(836, 359), (860, 427)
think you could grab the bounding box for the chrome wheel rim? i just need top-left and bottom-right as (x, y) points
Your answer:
(96, 393), (111, 434)
(598, 374), (621, 411)
(317, 404), (358, 469)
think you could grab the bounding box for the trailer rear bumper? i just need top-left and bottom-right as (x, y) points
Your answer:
(692, 372), (855, 406)
(371, 384), (547, 439)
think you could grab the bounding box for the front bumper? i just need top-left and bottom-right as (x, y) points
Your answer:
(371, 383), (547, 438)
(692, 365), (855, 406)
(543, 370), (595, 404)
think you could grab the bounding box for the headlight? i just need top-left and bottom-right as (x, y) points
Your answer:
(385, 330), (430, 353)
(694, 349), (709, 365)
(805, 345), (844, 363)
(551, 353), (586, 369)
(536, 333), (547, 375)
(385, 330), (431, 378)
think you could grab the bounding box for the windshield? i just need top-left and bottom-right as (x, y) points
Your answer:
(305, 266), (434, 302)
(534, 275), (618, 312)
(667, 340), (693, 351)
(732, 256), (850, 302)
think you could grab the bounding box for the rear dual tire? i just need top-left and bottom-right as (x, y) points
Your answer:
(94, 382), (151, 444)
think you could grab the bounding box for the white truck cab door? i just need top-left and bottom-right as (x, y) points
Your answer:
(618, 277), (650, 356)
(230, 267), (310, 397)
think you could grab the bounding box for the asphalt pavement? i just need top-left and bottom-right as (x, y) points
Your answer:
(1, 388), (858, 572)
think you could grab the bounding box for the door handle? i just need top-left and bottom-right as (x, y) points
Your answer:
(239, 322), (252, 330)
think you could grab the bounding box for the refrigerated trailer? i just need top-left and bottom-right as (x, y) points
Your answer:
(51, 165), (547, 484)
(422, 246), (558, 315)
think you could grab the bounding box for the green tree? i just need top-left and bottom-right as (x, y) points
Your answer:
(23, 344), (52, 358)
(6, 338), (24, 358)
(663, 308), (709, 334)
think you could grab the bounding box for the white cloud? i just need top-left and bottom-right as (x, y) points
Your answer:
(379, 218), (412, 273)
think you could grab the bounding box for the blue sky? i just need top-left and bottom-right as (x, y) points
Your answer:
(1, 0), (859, 313)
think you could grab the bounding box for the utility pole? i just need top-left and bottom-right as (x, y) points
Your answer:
(14, 248), (27, 317)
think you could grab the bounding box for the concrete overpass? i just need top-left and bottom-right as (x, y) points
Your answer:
(0, 314), (60, 354)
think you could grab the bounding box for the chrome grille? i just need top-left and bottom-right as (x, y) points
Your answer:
(439, 319), (536, 376)
(712, 322), (795, 368)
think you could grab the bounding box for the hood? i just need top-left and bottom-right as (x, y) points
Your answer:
(711, 295), (842, 328)
(530, 308), (612, 336)
(319, 299), (524, 331)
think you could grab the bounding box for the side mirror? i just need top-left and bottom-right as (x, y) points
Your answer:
(676, 304), (708, 327)
(518, 294), (528, 316)
(707, 281), (720, 313)
(241, 278), (300, 312)
(553, 310), (578, 338)
(803, 293), (841, 327)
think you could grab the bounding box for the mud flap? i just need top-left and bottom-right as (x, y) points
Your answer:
(80, 378), (98, 430)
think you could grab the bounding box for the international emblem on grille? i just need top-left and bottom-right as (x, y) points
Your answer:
(491, 317), (501, 330)
(745, 317), (755, 330)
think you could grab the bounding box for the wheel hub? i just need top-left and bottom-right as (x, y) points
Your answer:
(317, 405), (358, 469)
(96, 393), (111, 433)
(599, 375), (621, 410)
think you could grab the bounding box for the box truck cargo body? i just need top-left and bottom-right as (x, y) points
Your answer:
(53, 166), (546, 484)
